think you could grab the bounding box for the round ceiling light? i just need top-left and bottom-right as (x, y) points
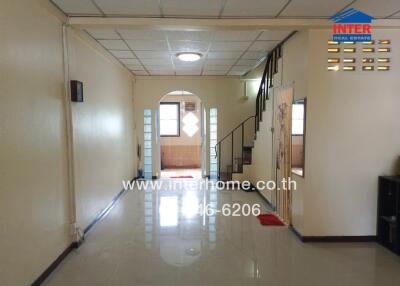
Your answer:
(176, 52), (202, 62)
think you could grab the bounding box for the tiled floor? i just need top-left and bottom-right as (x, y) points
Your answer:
(160, 168), (202, 178)
(44, 179), (400, 286)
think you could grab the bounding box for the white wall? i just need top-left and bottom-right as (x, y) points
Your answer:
(0, 1), (70, 285)
(281, 31), (309, 233)
(239, 29), (400, 236)
(0, 1), (137, 285)
(303, 29), (400, 236)
(67, 28), (136, 229)
(244, 29), (400, 237)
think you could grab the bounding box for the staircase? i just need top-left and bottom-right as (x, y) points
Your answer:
(217, 116), (256, 181)
(215, 33), (293, 181)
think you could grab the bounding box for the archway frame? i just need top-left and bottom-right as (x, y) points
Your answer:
(156, 90), (207, 178)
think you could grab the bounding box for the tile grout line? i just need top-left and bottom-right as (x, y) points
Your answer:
(83, 29), (139, 76)
(218, 0), (228, 19)
(333, 0), (358, 15)
(158, 0), (165, 17)
(225, 31), (265, 76)
(200, 32), (217, 76)
(115, 30), (151, 76)
(165, 33), (177, 76)
(90, 0), (106, 17)
(275, 0), (292, 18)
(386, 8), (400, 18)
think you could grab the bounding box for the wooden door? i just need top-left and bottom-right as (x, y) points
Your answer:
(273, 87), (293, 223)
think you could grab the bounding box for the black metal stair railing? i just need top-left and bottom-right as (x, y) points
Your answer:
(214, 32), (296, 181)
(215, 115), (256, 181)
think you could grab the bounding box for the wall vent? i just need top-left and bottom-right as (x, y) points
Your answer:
(185, 102), (196, 112)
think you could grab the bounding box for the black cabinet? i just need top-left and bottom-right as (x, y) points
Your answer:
(377, 176), (400, 255)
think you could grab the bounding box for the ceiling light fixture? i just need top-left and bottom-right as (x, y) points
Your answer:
(176, 52), (202, 62)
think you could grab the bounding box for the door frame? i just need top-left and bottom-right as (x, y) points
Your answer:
(156, 95), (205, 177)
(272, 85), (294, 224)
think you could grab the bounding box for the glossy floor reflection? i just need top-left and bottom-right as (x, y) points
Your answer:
(44, 179), (400, 286)
(160, 168), (202, 178)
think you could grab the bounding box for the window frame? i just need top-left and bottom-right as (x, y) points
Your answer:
(291, 101), (305, 136)
(291, 98), (307, 178)
(160, 102), (180, 137)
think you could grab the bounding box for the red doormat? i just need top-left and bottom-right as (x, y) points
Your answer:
(170, 176), (194, 178)
(257, 214), (285, 226)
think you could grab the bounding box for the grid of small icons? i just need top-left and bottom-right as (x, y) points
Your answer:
(327, 40), (391, 71)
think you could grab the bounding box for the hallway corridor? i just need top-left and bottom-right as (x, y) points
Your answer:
(43, 179), (400, 286)
(3, 1), (400, 285)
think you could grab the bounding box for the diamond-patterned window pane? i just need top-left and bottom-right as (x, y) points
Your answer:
(182, 112), (199, 137)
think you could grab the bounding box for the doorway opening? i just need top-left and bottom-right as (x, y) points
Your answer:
(159, 91), (203, 179)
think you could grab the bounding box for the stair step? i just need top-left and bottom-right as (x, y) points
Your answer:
(243, 147), (252, 165)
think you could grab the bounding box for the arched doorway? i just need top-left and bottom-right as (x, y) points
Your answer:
(158, 90), (204, 179)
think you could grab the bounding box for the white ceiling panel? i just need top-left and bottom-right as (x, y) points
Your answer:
(203, 71), (227, 75)
(390, 11), (400, 18)
(173, 60), (204, 68)
(206, 59), (237, 65)
(236, 59), (259, 66)
(169, 41), (210, 52)
(175, 65), (202, 70)
(84, 27), (294, 76)
(94, 0), (161, 16)
(147, 67), (174, 75)
(207, 51), (242, 59)
(109, 50), (135, 59)
(176, 70), (202, 76)
(120, 58), (141, 65)
(126, 40), (169, 51)
(210, 41), (251, 51)
(118, 30), (166, 40)
(98, 40), (129, 50)
(228, 71), (245, 76)
(231, 65), (251, 72)
(222, 0), (288, 17)
(248, 41), (279, 52)
(167, 31), (213, 41)
(86, 29), (120, 40)
(145, 64), (174, 70)
(126, 65), (144, 71)
(174, 65), (200, 70)
(280, 0), (353, 17)
(135, 51), (171, 59)
(54, 0), (388, 20)
(149, 70), (175, 75)
(242, 51), (266, 59)
(133, 71), (149, 75)
(141, 58), (171, 66)
(350, 0), (400, 18)
(259, 30), (292, 41)
(52, 0), (101, 15)
(162, 0), (224, 17)
(204, 65), (231, 71)
(213, 30), (261, 41)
